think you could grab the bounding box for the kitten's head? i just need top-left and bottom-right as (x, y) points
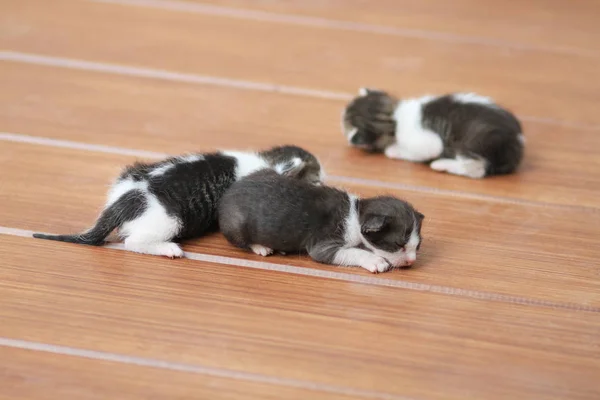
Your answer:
(342, 88), (398, 152)
(357, 196), (424, 268)
(260, 145), (324, 185)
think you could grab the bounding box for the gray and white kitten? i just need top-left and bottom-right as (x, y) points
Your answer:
(219, 169), (424, 273)
(33, 145), (323, 258)
(342, 88), (525, 178)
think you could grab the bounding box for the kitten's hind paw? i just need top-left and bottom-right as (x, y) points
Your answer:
(430, 157), (486, 179)
(430, 158), (454, 171)
(361, 256), (391, 274)
(155, 242), (185, 258)
(250, 244), (274, 257)
(124, 241), (184, 258)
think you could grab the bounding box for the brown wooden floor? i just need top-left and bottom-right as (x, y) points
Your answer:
(1, 0), (599, 399)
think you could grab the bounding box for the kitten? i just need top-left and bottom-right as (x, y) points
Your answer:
(342, 88), (525, 179)
(33, 145), (323, 258)
(218, 169), (424, 273)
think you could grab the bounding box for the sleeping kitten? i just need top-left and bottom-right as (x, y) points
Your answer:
(33, 145), (323, 258)
(342, 88), (524, 178)
(219, 169), (424, 273)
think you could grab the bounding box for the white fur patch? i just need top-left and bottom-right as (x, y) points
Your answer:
(343, 195), (362, 246)
(176, 154), (204, 163)
(106, 178), (148, 207)
(404, 227), (420, 264)
(358, 87), (369, 96)
(222, 151), (269, 180)
(390, 96), (444, 162)
(149, 163), (175, 177)
(149, 154), (204, 177)
(120, 193), (183, 257)
(119, 194), (182, 239)
(430, 156), (487, 179)
(105, 176), (185, 258)
(517, 133), (526, 145)
(250, 244), (273, 257)
(222, 151), (269, 179)
(452, 92), (494, 105)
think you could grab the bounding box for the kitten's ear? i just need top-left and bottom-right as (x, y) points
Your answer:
(361, 215), (388, 234)
(415, 211), (425, 223)
(276, 157), (306, 178)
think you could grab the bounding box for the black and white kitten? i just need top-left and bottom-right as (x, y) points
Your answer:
(342, 88), (525, 178)
(33, 145), (323, 258)
(219, 169), (424, 273)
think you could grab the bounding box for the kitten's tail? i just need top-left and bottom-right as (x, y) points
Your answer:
(33, 189), (146, 246)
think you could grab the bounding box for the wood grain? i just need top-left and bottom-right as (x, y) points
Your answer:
(2, 1), (600, 398)
(1, 235), (600, 400)
(189, 0), (600, 54)
(1, 141), (599, 307)
(1, 0), (599, 125)
(1, 62), (600, 209)
(0, 347), (357, 400)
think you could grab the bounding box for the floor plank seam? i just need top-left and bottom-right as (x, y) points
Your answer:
(87, 0), (598, 58)
(2, 131), (597, 213)
(0, 337), (414, 400)
(1, 51), (598, 132)
(2, 227), (598, 314)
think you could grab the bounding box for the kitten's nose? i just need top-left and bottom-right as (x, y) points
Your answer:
(405, 256), (416, 266)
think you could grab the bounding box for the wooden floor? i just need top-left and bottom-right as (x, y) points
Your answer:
(1, 0), (599, 398)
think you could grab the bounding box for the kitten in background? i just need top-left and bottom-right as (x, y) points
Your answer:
(33, 145), (323, 258)
(219, 169), (424, 273)
(342, 88), (524, 179)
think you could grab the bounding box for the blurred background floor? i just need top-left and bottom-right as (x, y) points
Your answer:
(1, 1), (599, 399)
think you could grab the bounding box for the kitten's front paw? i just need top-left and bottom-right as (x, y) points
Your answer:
(160, 243), (185, 258)
(361, 256), (391, 274)
(384, 145), (403, 159)
(429, 158), (453, 172)
(384, 145), (419, 161)
(250, 244), (274, 257)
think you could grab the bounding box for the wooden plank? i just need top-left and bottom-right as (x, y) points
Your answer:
(187, 0), (600, 54)
(1, 235), (600, 400)
(1, 140), (599, 307)
(1, 0), (599, 125)
(0, 346), (357, 400)
(1, 63), (599, 209)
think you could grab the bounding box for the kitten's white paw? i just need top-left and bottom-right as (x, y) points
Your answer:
(384, 145), (426, 162)
(361, 256), (391, 274)
(430, 157), (486, 179)
(430, 158), (454, 172)
(384, 145), (404, 159)
(250, 244), (274, 257)
(158, 242), (185, 258)
(125, 241), (184, 258)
